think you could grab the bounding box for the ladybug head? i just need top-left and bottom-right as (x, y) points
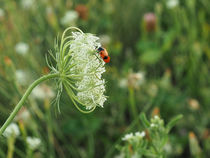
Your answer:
(97, 47), (104, 52)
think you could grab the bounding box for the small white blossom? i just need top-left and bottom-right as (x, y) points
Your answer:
(122, 133), (134, 141)
(164, 143), (172, 153)
(166, 0), (179, 9)
(135, 131), (145, 138)
(16, 69), (28, 85)
(32, 84), (55, 100)
(26, 137), (41, 150)
(61, 11), (78, 26)
(3, 123), (20, 138)
(114, 153), (125, 158)
(15, 42), (29, 55)
(128, 71), (145, 89)
(150, 123), (156, 127)
(119, 78), (127, 88)
(21, 0), (34, 9)
(131, 153), (139, 158)
(0, 8), (5, 19)
(154, 115), (159, 120)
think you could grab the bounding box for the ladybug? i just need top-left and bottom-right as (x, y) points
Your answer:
(97, 47), (110, 63)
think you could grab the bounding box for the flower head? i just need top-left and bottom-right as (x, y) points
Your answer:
(3, 123), (20, 138)
(122, 133), (134, 141)
(26, 136), (41, 150)
(21, 0), (34, 9)
(143, 13), (157, 32)
(135, 131), (145, 138)
(61, 11), (78, 26)
(15, 69), (29, 85)
(47, 27), (107, 113)
(166, 0), (179, 9)
(15, 42), (29, 55)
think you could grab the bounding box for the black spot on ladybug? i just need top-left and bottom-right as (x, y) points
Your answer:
(97, 47), (104, 51)
(103, 56), (108, 59)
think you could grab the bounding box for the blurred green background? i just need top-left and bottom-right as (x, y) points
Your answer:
(0, 0), (210, 157)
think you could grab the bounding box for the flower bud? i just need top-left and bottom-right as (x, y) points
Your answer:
(143, 13), (157, 32)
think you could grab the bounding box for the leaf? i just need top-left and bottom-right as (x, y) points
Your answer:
(139, 113), (150, 128)
(166, 114), (183, 133)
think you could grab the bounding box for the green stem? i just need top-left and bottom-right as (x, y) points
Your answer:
(128, 87), (140, 129)
(0, 73), (60, 136)
(7, 135), (15, 158)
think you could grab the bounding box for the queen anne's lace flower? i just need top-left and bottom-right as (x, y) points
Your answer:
(48, 27), (107, 113)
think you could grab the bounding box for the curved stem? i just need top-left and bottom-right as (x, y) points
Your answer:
(0, 73), (60, 136)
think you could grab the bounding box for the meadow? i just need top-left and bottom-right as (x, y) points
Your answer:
(0, 0), (210, 157)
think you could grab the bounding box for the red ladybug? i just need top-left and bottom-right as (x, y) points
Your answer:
(97, 47), (110, 63)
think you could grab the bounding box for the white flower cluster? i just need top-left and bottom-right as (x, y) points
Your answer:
(122, 131), (145, 141)
(3, 123), (20, 138)
(15, 42), (29, 55)
(69, 32), (106, 109)
(26, 136), (41, 150)
(21, 0), (34, 9)
(61, 11), (78, 26)
(150, 115), (164, 129)
(166, 0), (179, 9)
(119, 71), (145, 89)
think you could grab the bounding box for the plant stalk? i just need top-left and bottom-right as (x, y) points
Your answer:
(0, 73), (59, 136)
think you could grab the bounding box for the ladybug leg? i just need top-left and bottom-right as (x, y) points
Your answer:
(94, 54), (104, 71)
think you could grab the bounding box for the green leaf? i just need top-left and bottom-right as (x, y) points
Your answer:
(139, 113), (150, 128)
(166, 114), (183, 133)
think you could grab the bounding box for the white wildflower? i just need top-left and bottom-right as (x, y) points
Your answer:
(114, 153), (125, 158)
(50, 27), (107, 112)
(16, 69), (28, 85)
(131, 153), (139, 158)
(26, 137), (41, 150)
(128, 71), (145, 89)
(119, 78), (127, 88)
(3, 123), (20, 138)
(135, 131), (145, 138)
(164, 143), (172, 153)
(122, 133), (134, 141)
(21, 0), (34, 9)
(0, 8), (5, 19)
(154, 115), (159, 120)
(15, 42), (29, 55)
(150, 123), (156, 127)
(61, 11), (78, 26)
(166, 0), (179, 9)
(31, 84), (55, 100)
